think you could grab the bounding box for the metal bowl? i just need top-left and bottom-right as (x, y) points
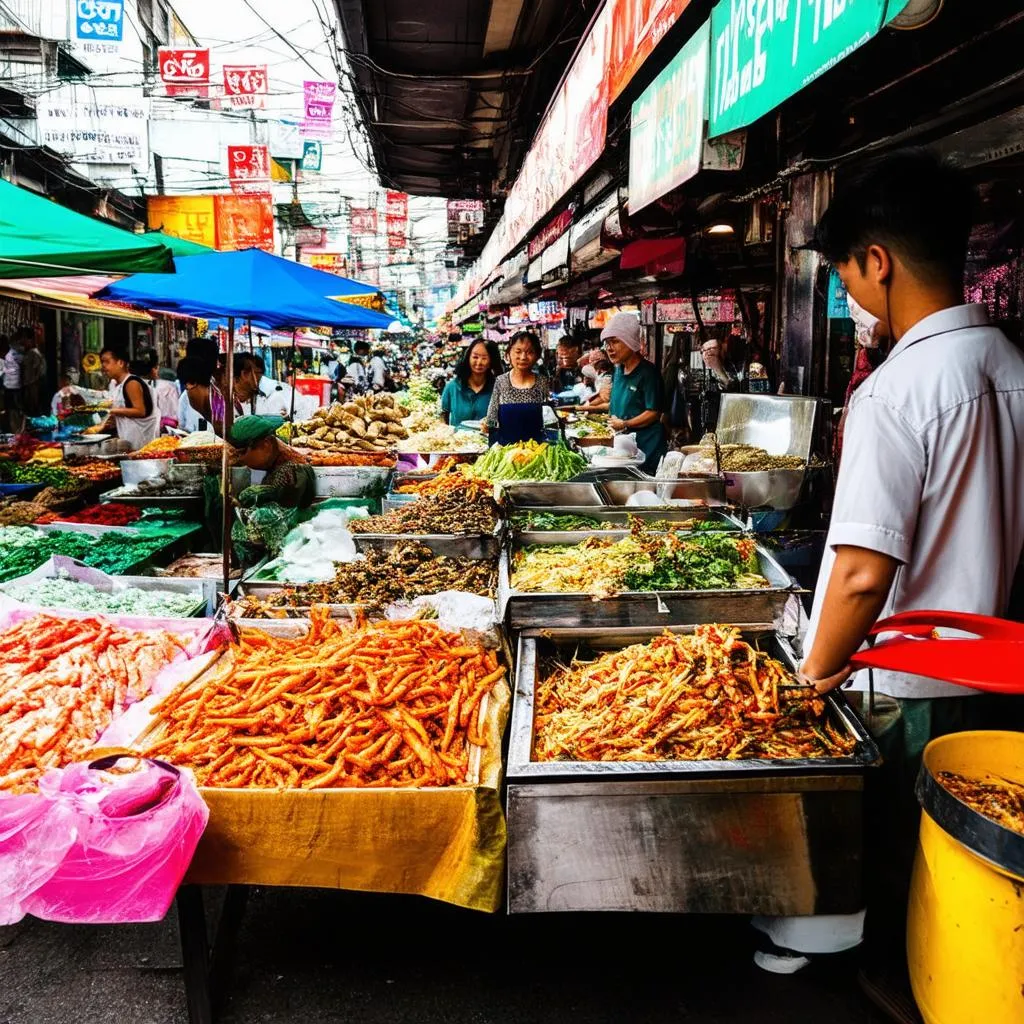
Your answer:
(120, 459), (171, 485)
(723, 468), (806, 510)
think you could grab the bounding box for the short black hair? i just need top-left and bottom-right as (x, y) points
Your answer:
(100, 345), (130, 365)
(811, 149), (973, 288)
(353, 340), (371, 355)
(186, 337), (219, 375)
(507, 330), (542, 360)
(233, 352), (260, 377)
(454, 339), (502, 387)
(557, 335), (581, 351)
(176, 356), (211, 388)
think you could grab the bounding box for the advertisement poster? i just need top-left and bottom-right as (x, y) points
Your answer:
(223, 65), (268, 109)
(147, 195), (218, 249)
(215, 194), (275, 252)
(628, 21), (709, 213)
(609, 0), (694, 100)
(36, 85), (148, 166)
(301, 140), (323, 172)
(385, 191), (409, 221)
(349, 207), (378, 235)
(74, 0), (124, 46)
(302, 81), (336, 139)
(158, 48), (210, 99)
(227, 144), (271, 194)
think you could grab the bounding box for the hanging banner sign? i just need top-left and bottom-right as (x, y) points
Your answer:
(36, 85), (148, 166)
(147, 195), (217, 250)
(159, 48), (210, 98)
(709, 0), (911, 137)
(227, 145), (271, 194)
(269, 119), (304, 159)
(527, 208), (573, 261)
(387, 233), (406, 251)
(223, 65), (268, 109)
(215, 193), (275, 253)
(74, 0), (124, 44)
(295, 226), (326, 247)
(302, 81), (336, 139)
(301, 140), (322, 172)
(302, 252), (348, 276)
(385, 191), (409, 221)
(349, 207), (378, 235)
(385, 214), (406, 239)
(609, 0), (694, 101)
(629, 20), (709, 213)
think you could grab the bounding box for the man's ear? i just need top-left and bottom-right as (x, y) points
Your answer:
(865, 243), (893, 285)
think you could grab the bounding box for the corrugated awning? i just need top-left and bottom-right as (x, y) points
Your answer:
(0, 277), (153, 323)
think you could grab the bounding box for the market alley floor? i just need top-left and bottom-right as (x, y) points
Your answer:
(1, 887), (889, 1024)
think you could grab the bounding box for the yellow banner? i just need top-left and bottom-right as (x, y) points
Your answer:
(147, 195), (218, 249)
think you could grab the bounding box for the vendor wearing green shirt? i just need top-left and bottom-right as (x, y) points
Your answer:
(601, 312), (667, 474)
(229, 415), (316, 509)
(440, 339), (502, 426)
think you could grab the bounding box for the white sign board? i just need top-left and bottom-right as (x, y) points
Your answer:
(36, 85), (149, 167)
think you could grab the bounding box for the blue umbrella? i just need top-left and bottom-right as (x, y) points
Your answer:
(94, 247), (395, 329)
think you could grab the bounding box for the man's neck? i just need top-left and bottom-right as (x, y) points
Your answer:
(890, 286), (964, 342)
(621, 353), (641, 374)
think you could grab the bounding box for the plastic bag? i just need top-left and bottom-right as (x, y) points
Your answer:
(1, 756), (208, 925)
(385, 591), (501, 649)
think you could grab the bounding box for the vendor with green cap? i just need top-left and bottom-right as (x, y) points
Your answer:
(228, 415), (316, 510)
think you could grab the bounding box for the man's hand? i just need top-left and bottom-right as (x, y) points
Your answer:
(798, 664), (854, 695)
(609, 416), (626, 431)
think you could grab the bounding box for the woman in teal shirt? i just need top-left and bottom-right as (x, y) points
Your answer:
(441, 339), (502, 426)
(601, 312), (667, 474)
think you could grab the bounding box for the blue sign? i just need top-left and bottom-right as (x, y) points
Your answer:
(301, 140), (322, 172)
(827, 269), (850, 320)
(75, 0), (124, 43)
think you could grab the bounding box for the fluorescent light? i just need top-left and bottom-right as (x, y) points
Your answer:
(706, 223), (734, 235)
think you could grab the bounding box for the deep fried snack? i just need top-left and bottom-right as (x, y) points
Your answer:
(141, 610), (504, 789)
(534, 625), (856, 763)
(937, 771), (1024, 836)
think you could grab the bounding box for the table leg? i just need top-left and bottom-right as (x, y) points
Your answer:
(177, 885), (213, 1024)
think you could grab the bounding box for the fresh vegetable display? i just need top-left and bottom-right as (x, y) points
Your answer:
(0, 613), (189, 792)
(236, 542), (495, 614)
(0, 527), (175, 581)
(3, 573), (203, 617)
(141, 611), (505, 789)
(511, 531), (767, 597)
(0, 501), (52, 526)
(349, 490), (499, 535)
(0, 460), (75, 489)
(288, 394), (410, 452)
(41, 502), (143, 527)
(511, 512), (727, 532)
(469, 441), (586, 483)
(533, 626), (856, 763)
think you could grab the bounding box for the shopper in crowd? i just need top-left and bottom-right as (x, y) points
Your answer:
(253, 358), (293, 419)
(602, 312), (667, 473)
(20, 329), (46, 418)
(178, 337), (220, 433)
(441, 339), (501, 427)
(134, 350), (179, 429)
(755, 151), (1024, 1017)
(580, 357), (614, 411)
(93, 345), (161, 449)
(231, 352), (263, 417)
(368, 344), (389, 392)
(485, 331), (550, 443)
(4, 328), (25, 432)
(346, 340), (371, 392)
(177, 355), (226, 436)
(553, 335), (584, 391)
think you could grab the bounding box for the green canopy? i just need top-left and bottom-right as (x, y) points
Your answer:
(142, 230), (215, 257)
(0, 179), (173, 279)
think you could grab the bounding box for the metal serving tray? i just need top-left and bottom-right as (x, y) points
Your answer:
(503, 482), (607, 507)
(599, 475), (727, 506)
(511, 507), (744, 546)
(716, 393), (819, 460)
(98, 488), (204, 512)
(352, 529), (501, 560)
(500, 541), (799, 631)
(506, 626), (880, 916)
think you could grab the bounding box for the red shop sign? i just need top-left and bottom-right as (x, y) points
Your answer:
(223, 65), (268, 109)
(227, 145), (270, 194)
(159, 48), (210, 98)
(527, 208), (574, 262)
(349, 207), (378, 235)
(215, 193), (274, 253)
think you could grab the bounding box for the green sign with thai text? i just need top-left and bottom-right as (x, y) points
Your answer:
(709, 0), (911, 137)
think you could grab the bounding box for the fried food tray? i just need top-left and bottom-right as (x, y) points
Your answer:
(507, 627), (880, 781)
(511, 507), (744, 546)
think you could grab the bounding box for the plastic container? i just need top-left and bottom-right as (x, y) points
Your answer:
(908, 731), (1024, 1024)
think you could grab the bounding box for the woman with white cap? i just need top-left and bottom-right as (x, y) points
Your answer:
(601, 311), (667, 473)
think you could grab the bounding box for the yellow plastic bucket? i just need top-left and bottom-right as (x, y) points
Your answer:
(908, 731), (1024, 1024)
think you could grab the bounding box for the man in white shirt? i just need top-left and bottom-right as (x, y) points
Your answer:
(754, 152), (1024, 1011)
(368, 346), (388, 392)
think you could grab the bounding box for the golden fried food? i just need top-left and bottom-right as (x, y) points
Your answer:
(938, 771), (1024, 836)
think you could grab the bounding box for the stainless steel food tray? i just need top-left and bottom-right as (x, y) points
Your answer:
(599, 475), (727, 506)
(508, 628), (878, 780)
(511, 507), (744, 546)
(99, 488), (204, 512)
(716, 393), (819, 460)
(500, 542), (799, 631)
(352, 529), (501, 560)
(506, 626), (880, 916)
(503, 482), (607, 507)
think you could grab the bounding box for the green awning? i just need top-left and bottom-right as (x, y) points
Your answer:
(141, 230), (215, 257)
(0, 180), (173, 279)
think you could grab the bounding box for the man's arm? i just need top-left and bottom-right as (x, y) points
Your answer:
(801, 545), (899, 693)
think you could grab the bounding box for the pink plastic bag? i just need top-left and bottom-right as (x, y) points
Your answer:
(3, 756), (208, 925)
